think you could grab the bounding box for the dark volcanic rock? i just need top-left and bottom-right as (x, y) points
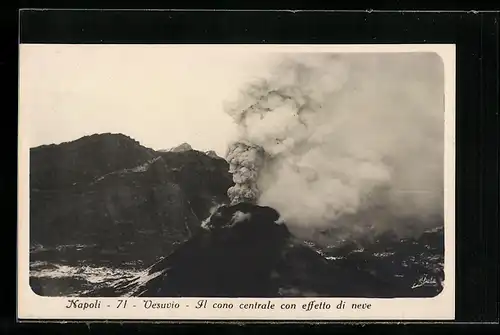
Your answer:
(30, 157), (199, 264)
(317, 226), (445, 297)
(29, 134), (234, 266)
(30, 133), (156, 190)
(87, 203), (444, 298)
(90, 203), (290, 297)
(157, 149), (234, 220)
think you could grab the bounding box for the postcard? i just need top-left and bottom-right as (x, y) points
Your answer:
(18, 44), (456, 320)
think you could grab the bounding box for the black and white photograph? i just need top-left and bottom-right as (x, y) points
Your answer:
(18, 44), (455, 319)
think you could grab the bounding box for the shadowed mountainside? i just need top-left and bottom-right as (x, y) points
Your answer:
(30, 133), (157, 191)
(85, 203), (444, 298)
(30, 133), (233, 266)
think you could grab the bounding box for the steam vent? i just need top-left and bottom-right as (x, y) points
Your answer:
(89, 203), (292, 297)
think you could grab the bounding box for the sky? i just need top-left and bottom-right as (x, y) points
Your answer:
(19, 45), (281, 156)
(19, 45), (446, 158)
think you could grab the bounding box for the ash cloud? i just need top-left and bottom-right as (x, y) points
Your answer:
(224, 53), (444, 238)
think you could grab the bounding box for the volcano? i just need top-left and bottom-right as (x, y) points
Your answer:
(29, 134), (444, 298)
(89, 203), (289, 297)
(86, 203), (444, 298)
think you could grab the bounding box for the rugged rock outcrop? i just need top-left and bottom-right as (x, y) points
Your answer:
(30, 133), (156, 191)
(29, 133), (233, 266)
(157, 149), (233, 220)
(86, 203), (444, 298)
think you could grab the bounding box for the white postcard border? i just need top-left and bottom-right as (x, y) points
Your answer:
(17, 43), (456, 320)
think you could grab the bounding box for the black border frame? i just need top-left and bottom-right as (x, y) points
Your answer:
(8, 8), (500, 328)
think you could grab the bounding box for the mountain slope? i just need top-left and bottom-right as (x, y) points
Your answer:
(30, 133), (156, 190)
(86, 203), (444, 298)
(29, 133), (234, 266)
(157, 150), (233, 220)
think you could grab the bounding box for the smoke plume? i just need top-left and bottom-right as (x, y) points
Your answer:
(224, 53), (444, 238)
(226, 141), (265, 205)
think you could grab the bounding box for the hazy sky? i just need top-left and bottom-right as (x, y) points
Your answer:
(19, 45), (446, 158)
(20, 45), (282, 155)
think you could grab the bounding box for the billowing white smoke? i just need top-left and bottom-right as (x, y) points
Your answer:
(226, 141), (265, 205)
(224, 53), (444, 237)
